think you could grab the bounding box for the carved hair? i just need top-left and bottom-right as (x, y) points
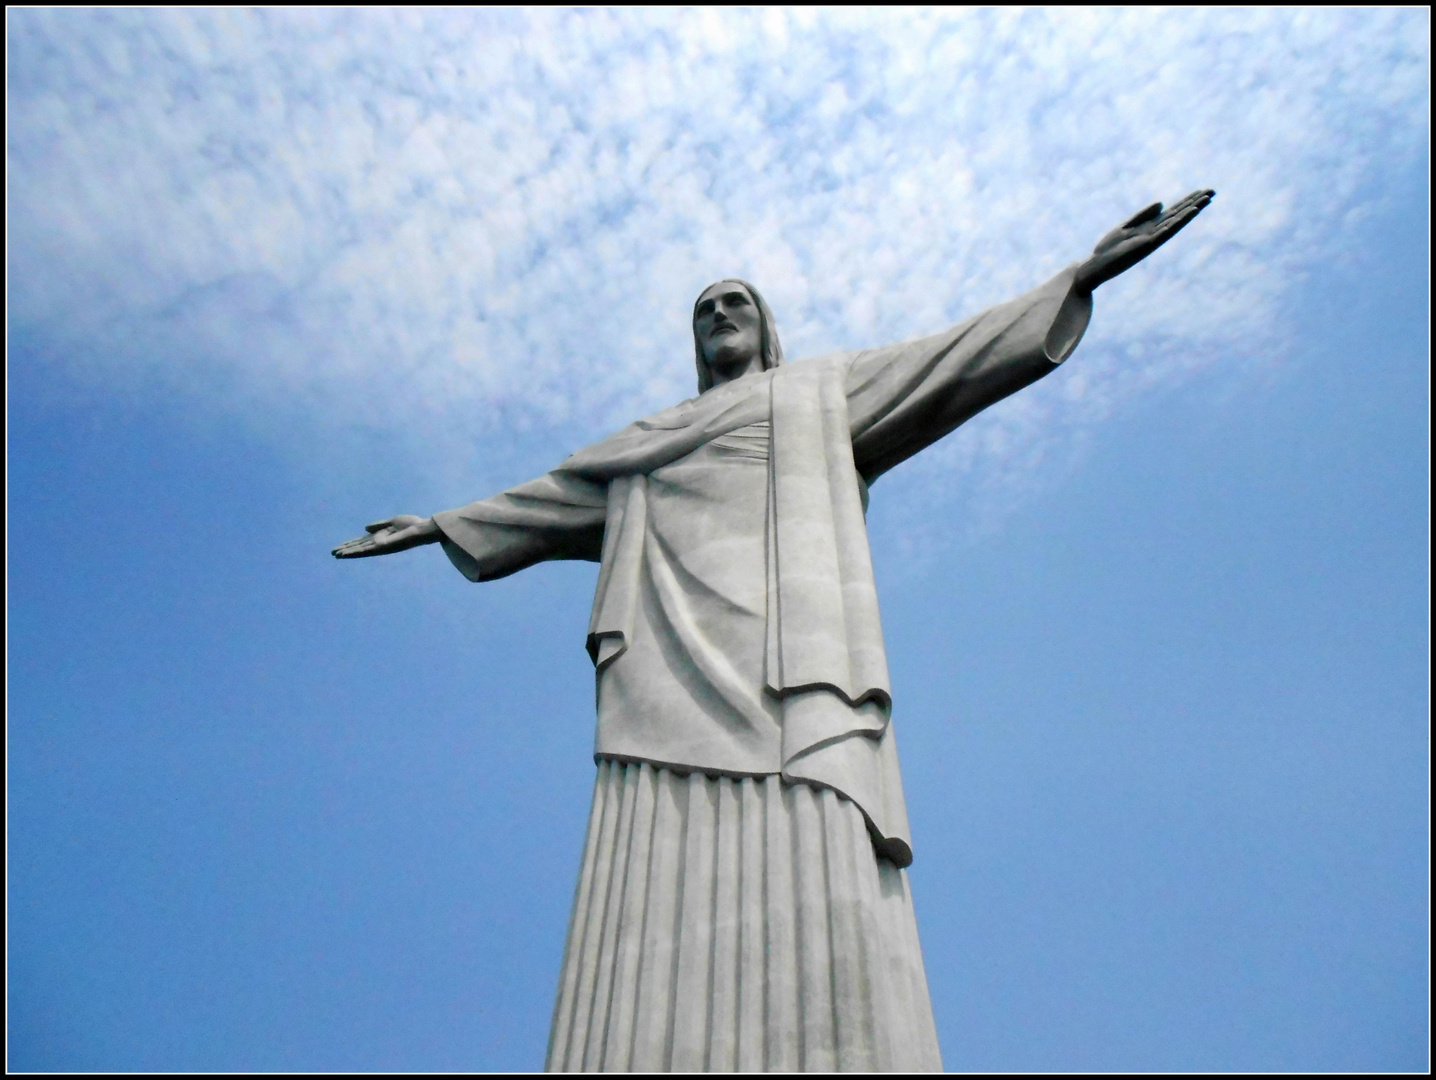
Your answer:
(692, 279), (785, 394)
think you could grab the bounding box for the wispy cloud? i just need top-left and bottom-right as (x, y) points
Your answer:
(8, 8), (1429, 512)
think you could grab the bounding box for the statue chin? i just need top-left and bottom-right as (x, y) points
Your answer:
(706, 347), (761, 382)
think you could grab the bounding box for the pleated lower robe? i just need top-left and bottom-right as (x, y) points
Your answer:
(546, 761), (942, 1072)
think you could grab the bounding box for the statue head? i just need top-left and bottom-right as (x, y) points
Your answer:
(692, 279), (784, 393)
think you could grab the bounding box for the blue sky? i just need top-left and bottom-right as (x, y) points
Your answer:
(7, 8), (1429, 1071)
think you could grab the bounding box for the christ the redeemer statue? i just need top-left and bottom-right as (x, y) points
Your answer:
(334, 190), (1214, 1072)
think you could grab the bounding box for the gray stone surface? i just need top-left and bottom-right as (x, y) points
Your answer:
(333, 190), (1213, 1071)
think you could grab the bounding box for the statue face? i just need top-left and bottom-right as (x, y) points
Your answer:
(694, 282), (763, 379)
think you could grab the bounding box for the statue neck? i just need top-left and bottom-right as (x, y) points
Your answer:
(707, 352), (765, 387)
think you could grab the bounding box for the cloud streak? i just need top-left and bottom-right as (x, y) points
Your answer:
(8, 8), (1429, 512)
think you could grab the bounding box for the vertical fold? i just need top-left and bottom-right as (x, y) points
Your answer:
(581, 762), (642, 1070)
(764, 395), (781, 692)
(708, 778), (741, 1071)
(769, 366), (849, 697)
(586, 475), (647, 670)
(818, 369), (889, 701)
(670, 772), (718, 1070)
(629, 768), (689, 1071)
(790, 782), (836, 1071)
(551, 761), (623, 1071)
(849, 794), (899, 1070)
(736, 777), (766, 1073)
(767, 361), (891, 708)
(874, 861), (917, 1063)
(546, 761), (611, 1071)
(876, 859), (943, 1071)
(763, 775), (799, 1072)
(823, 789), (879, 1072)
(600, 762), (659, 1070)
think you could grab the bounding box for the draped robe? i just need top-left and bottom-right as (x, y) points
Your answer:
(432, 268), (1093, 1071)
(432, 266), (1092, 868)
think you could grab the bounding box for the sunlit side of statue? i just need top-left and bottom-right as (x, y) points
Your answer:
(335, 189), (1215, 1072)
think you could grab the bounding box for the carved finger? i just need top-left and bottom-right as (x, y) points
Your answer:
(1170, 189), (1214, 217)
(1154, 206), (1192, 232)
(1157, 191), (1192, 217)
(1159, 204), (1204, 237)
(365, 520), (393, 534)
(1122, 201), (1164, 229)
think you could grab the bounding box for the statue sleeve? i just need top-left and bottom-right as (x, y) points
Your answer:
(845, 265), (1092, 482)
(431, 470), (609, 582)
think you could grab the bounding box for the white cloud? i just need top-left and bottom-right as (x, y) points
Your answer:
(7, 8), (1429, 510)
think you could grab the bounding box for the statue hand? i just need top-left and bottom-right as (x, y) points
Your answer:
(332, 515), (441, 559)
(1075, 188), (1215, 294)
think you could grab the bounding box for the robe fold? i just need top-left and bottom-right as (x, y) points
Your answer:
(434, 267), (1091, 867)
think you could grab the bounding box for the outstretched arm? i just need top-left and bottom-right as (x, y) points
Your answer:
(331, 469), (609, 580)
(846, 188), (1215, 481)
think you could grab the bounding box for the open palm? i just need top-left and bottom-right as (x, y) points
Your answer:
(1075, 188), (1215, 294)
(332, 514), (439, 559)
